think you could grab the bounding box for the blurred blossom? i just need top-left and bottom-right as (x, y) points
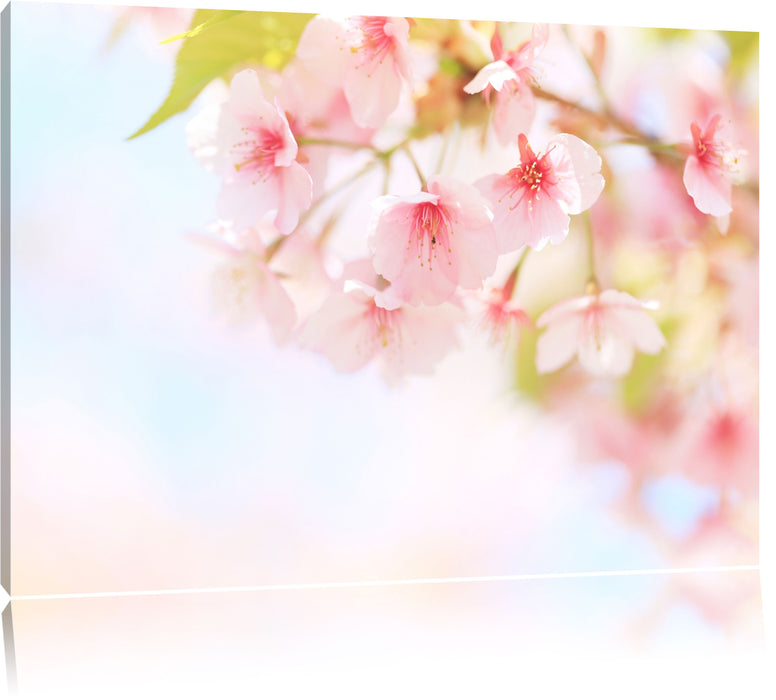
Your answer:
(535, 289), (666, 377)
(464, 23), (548, 146)
(299, 261), (463, 381)
(476, 288), (533, 347)
(191, 223), (298, 344)
(683, 114), (746, 217)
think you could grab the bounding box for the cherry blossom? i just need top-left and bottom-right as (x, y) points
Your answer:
(474, 273), (532, 347)
(279, 16), (377, 150)
(299, 262), (463, 381)
(674, 338), (759, 497)
(480, 294), (532, 346)
(683, 114), (745, 217)
(369, 175), (499, 306)
(306, 15), (412, 130)
(192, 223), (297, 344)
(476, 133), (605, 253)
(187, 69), (313, 234)
(464, 23), (548, 146)
(535, 288), (666, 376)
(272, 14), (410, 136)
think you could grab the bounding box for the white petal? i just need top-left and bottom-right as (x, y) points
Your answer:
(536, 295), (595, 328)
(186, 101), (222, 173)
(551, 134), (605, 214)
(577, 324), (634, 377)
(535, 316), (583, 373)
(463, 60), (518, 94)
(228, 70), (267, 119)
(608, 307), (666, 355)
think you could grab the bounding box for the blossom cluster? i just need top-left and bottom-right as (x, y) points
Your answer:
(180, 15), (755, 457)
(185, 16), (752, 384)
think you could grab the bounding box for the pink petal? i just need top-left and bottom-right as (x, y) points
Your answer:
(518, 194), (571, 249)
(211, 254), (296, 344)
(345, 47), (404, 128)
(430, 175), (493, 230)
(217, 177), (280, 231)
(369, 199), (422, 282)
(255, 265), (298, 345)
(382, 17), (412, 81)
(294, 16), (349, 85)
(492, 83), (535, 147)
(274, 162), (313, 235)
(476, 172), (571, 252)
(269, 99), (300, 168)
(683, 156), (733, 216)
(228, 70), (272, 122)
(380, 303), (462, 381)
(388, 253), (459, 306)
(299, 291), (377, 373)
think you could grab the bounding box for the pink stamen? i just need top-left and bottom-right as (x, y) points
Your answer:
(351, 16), (395, 73)
(501, 135), (556, 212)
(232, 126), (286, 182)
(405, 202), (454, 271)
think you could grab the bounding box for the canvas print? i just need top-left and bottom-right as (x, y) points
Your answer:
(1, 0), (761, 652)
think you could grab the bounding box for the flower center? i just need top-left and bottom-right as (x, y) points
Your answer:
(407, 202), (453, 271)
(368, 303), (398, 348)
(502, 145), (556, 212)
(692, 120), (744, 178)
(351, 16), (395, 71)
(232, 126), (285, 182)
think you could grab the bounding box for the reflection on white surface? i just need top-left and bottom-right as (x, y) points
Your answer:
(4, 570), (766, 698)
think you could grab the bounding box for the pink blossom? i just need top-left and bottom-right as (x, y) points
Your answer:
(279, 17), (376, 149)
(299, 263), (462, 381)
(673, 340), (759, 497)
(680, 408), (758, 497)
(480, 295), (532, 346)
(369, 175), (499, 307)
(192, 223), (297, 344)
(476, 133), (604, 253)
(188, 70), (313, 234)
(590, 162), (706, 251)
(683, 114), (745, 217)
(285, 15), (411, 130)
(474, 275), (532, 346)
(340, 16), (413, 129)
(535, 289), (666, 377)
(464, 24), (548, 146)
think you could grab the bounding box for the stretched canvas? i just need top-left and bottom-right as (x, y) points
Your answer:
(0, 1), (765, 695)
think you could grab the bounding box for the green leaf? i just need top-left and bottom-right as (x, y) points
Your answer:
(129, 9), (314, 140)
(159, 9), (246, 44)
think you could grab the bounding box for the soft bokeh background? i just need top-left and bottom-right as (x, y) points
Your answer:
(6, 1), (762, 658)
